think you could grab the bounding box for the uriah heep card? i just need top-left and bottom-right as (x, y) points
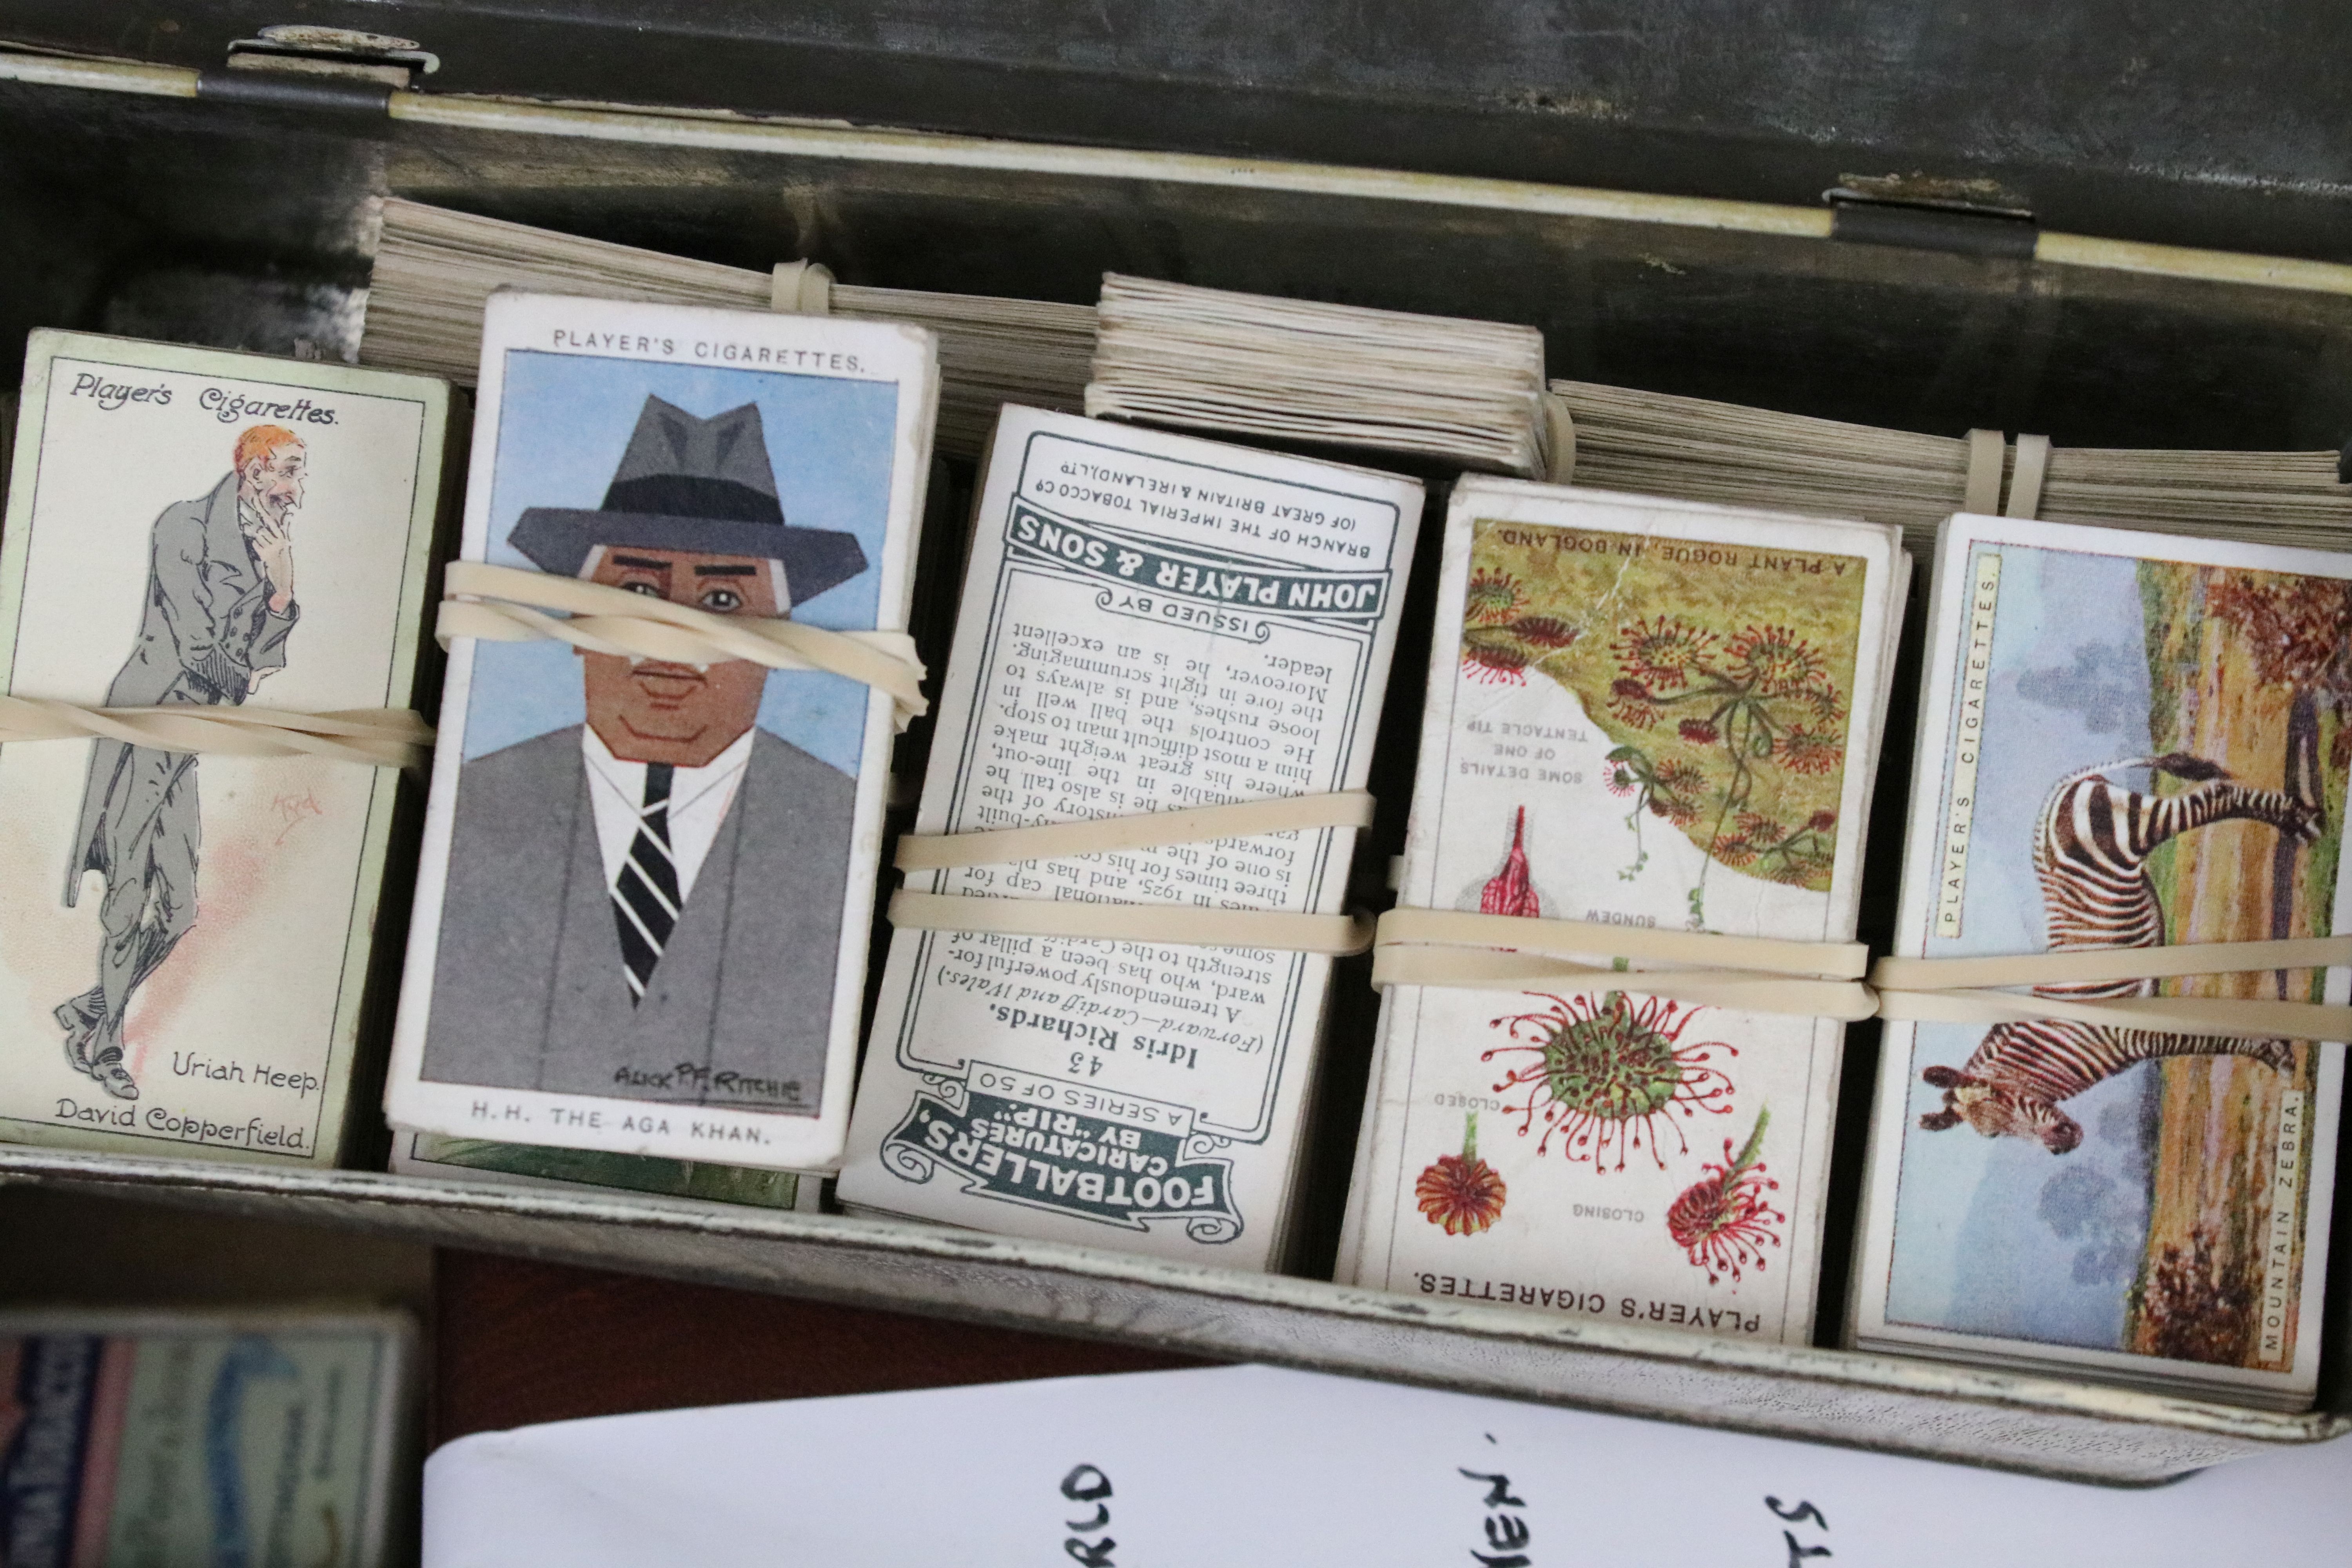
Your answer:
(834, 407), (1423, 1269)
(1850, 516), (2348, 1408)
(1338, 479), (1906, 1344)
(0, 331), (447, 1166)
(385, 293), (936, 1171)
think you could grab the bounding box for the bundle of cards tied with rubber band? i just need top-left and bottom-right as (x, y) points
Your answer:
(383, 292), (937, 1173)
(0, 330), (448, 1168)
(1339, 478), (1908, 1345)
(835, 406), (1424, 1270)
(1850, 514), (2352, 1409)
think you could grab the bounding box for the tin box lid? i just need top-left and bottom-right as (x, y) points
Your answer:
(2, 0), (2345, 263)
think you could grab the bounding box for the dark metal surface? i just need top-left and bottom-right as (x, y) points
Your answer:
(8, 76), (2352, 454)
(5, 2), (2352, 261)
(1832, 201), (2039, 260)
(195, 65), (392, 116)
(5, 1148), (2343, 1484)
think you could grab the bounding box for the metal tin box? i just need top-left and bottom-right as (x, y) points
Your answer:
(2, 43), (2351, 1483)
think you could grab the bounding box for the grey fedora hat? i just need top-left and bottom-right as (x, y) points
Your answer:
(508, 395), (867, 606)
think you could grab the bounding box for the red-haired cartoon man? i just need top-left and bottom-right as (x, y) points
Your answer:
(56, 424), (306, 1098)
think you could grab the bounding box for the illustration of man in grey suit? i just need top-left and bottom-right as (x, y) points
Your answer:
(58, 424), (307, 1099)
(421, 396), (866, 1116)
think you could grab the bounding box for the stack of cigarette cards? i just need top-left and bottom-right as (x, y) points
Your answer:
(0, 331), (447, 1167)
(0, 1309), (416, 1568)
(390, 1127), (822, 1210)
(1339, 479), (1908, 1344)
(1849, 515), (2349, 1410)
(837, 407), (1423, 1270)
(384, 293), (937, 1171)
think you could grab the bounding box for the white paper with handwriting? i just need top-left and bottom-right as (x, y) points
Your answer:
(423, 1362), (2352, 1568)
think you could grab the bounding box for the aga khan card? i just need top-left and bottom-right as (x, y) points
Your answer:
(385, 294), (935, 1171)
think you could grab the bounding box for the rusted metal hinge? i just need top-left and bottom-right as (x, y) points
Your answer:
(196, 24), (439, 117)
(1826, 172), (2038, 260)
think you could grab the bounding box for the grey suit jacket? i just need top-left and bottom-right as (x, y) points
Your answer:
(420, 723), (858, 1114)
(65, 473), (299, 903)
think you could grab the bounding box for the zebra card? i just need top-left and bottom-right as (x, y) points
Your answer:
(1337, 480), (1907, 1345)
(1850, 515), (2350, 1408)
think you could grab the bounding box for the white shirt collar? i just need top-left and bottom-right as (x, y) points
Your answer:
(581, 724), (757, 907)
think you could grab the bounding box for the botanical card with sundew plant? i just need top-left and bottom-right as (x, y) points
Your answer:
(1460, 517), (1868, 922)
(1338, 479), (1907, 1347)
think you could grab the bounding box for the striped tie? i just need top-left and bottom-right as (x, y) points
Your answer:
(612, 762), (679, 1004)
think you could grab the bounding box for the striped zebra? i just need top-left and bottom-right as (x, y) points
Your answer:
(2029, 753), (2321, 995)
(1916, 753), (2319, 1152)
(1918, 1023), (2296, 1153)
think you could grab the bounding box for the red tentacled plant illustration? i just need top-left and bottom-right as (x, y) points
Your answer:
(1415, 1111), (1508, 1236)
(1459, 568), (1582, 686)
(1484, 991), (1735, 1170)
(1666, 1106), (1785, 1285)
(1481, 806), (1541, 918)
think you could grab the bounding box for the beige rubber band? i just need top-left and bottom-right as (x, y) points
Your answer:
(0, 695), (432, 768)
(1540, 392), (1577, 483)
(438, 561), (928, 728)
(769, 259), (835, 314)
(896, 790), (1374, 869)
(1375, 907), (1868, 977)
(1872, 938), (2352, 993)
(1368, 945), (1878, 1020)
(2004, 432), (2051, 519)
(1873, 936), (2352, 1040)
(1367, 907), (1875, 1020)
(888, 889), (1372, 955)
(1964, 428), (2005, 514)
(1876, 988), (2352, 1041)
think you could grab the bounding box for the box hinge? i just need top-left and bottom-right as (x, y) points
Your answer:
(218, 24), (437, 94)
(1826, 174), (2037, 260)
(1829, 199), (2038, 260)
(196, 68), (395, 118)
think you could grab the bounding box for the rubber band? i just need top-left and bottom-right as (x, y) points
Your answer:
(1871, 936), (2352, 1041)
(888, 890), (1372, 955)
(1375, 907), (1868, 976)
(1873, 987), (2352, 1040)
(0, 695), (432, 768)
(437, 561), (928, 729)
(895, 790), (1374, 869)
(1964, 428), (2005, 514)
(1368, 907), (1875, 1020)
(1871, 937), (2352, 992)
(769, 259), (835, 314)
(1540, 392), (1577, 483)
(2004, 432), (2051, 519)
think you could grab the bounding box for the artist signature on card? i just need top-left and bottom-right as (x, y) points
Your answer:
(271, 787), (325, 845)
